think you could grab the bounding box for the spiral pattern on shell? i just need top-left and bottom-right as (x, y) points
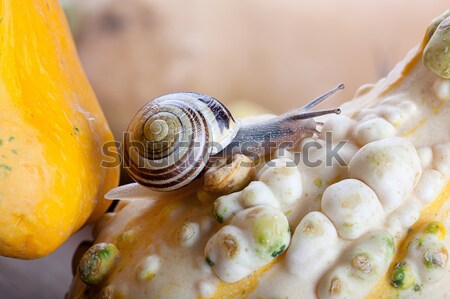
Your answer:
(124, 93), (239, 191)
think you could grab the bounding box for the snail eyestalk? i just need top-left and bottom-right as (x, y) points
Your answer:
(284, 83), (343, 120)
(288, 108), (341, 120)
(301, 83), (345, 111)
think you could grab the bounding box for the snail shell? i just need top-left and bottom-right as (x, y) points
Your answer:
(124, 92), (239, 191)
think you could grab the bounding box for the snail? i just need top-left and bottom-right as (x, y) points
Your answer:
(123, 84), (344, 191)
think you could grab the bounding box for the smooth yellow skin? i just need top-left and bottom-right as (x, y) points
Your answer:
(0, 0), (119, 259)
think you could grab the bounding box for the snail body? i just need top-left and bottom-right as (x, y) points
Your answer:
(124, 85), (343, 191)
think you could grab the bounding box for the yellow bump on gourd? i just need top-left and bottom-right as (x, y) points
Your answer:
(390, 261), (416, 290)
(136, 255), (161, 282)
(423, 15), (450, 79)
(116, 230), (137, 249)
(78, 243), (120, 286)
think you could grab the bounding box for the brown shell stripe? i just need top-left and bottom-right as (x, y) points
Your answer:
(125, 105), (211, 189)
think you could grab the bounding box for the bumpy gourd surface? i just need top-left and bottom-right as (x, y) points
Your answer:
(68, 11), (450, 299)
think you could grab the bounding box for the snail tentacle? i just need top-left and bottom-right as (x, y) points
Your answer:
(300, 83), (344, 111)
(286, 108), (341, 120)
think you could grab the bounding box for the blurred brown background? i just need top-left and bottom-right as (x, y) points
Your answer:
(0, 1), (448, 298)
(70, 0), (449, 140)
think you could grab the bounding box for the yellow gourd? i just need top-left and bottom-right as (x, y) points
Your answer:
(0, 0), (119, 259)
